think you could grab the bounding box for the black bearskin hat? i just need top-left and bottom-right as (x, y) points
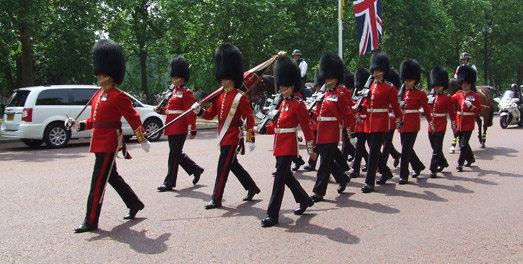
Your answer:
(385, 68), (401, 89)
(430, 66), (449, 90)
(274, 56), (301, 92)
(215, 44), (244, 89)
(170, 55), (190, 81)
(369, 51), (390, 74)
(355, 68), (371, 89)
(456, 65), (476, 85)
(93, 39), (126, 85)
(400, 59), (421, 85)
(313, 70), (324, 88)
(343, 69), (355, 89)
(319, 53), (345, 84)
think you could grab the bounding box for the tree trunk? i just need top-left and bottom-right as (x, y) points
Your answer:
(19, 9), (33, 88)
(139, 45), (149, 103)
(516, 66), (523, 87)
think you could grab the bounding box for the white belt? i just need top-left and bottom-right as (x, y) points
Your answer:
(432, 113), (446, 117)
(368, 108), (388, 113)
(404, 109), (419, 114)
(275, 127), (297, 133)
(389, 113), (394, 118)
(359, 115), (367, 118)
(166, 110), (184, 114)
(317, 116), (338, 121)
(457, 111), (475, 116)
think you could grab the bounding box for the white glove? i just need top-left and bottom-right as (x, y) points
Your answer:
(64, 118), (79, 131)
(350, 137), (358, 145)
(464, 100), (473, 109)
(191, 102), (201, 114)
(247, 142), (256, 152)
(141, 140), (151, 152)
(429, 121), (435, 133)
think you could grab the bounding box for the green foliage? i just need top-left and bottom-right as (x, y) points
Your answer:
(1, 0), (521, 98)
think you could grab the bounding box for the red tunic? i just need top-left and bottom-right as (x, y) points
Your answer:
(161, 86), (197, 135)
(363, 81), (402, 133)
(85, 87), (145, 153)
(427, 93), (456, 132)
(265, 97), (315, 156)
(337, 85), (355, 130)
(314, 86), (349, 144)
(400, 88), (432, 133)
(452, 91), (481, 131)
(200, 88), (255, 146)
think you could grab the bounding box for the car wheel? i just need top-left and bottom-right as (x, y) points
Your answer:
(44, 122), (71, 148)
(22, 139), (44, 148)
(143, 118), (162, 142)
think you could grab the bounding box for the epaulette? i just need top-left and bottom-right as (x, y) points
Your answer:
(384, 80), (395, 87)
(293, 96), (304, 102)
(237, 89), (246, 96)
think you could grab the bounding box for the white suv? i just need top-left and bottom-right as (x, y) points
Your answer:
(1, 85), (165, 148)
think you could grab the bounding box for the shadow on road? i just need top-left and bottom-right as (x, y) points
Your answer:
(284, 214), (360, 244)
(88, 218), (171, 254)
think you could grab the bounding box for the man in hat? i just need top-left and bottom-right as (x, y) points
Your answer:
(395, 59), (434, 185)
(427, 66), (456, 178)
(68, 39), (150, 233)
(349, 68), (371, 179)
(303, 71), (323, 172)
(359, 51), (402, 193)
(155, 55), (205, 192)
(381, 69), (401, 169)
(256, 55), (316, 227)
(292, 49), (308, 93)
(193, 44), (260, 209)
(454, 52), (477, 79)
(310, 53), (351, 202)
(340, 69), (356, 166)
(452, 65), (481, 172)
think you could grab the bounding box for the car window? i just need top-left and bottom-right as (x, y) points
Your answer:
(36, 89), (69, 105)
(72, 89), (98, 105)
(7, 90), (30, 107)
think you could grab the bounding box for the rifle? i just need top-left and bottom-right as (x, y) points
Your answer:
(155, 84), (175, 112)
(255, 94), (283, 132)
(353, 76), (374, 111)
(398, 84), (406, 109)
(305, 84), (326, 112)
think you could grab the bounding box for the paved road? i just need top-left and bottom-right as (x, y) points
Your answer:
(1, 116), (522, 263)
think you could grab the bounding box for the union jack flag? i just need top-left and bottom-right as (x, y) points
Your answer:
(353, 0), (382, 56)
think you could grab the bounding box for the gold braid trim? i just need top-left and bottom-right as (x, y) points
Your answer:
(246, 129), (254, 143)
(134, 127), (146, 143)
(306, 140), (314, 154)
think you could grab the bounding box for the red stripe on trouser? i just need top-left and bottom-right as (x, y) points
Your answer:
(89, 153), (111, 224)
(214, 146), (235, 201)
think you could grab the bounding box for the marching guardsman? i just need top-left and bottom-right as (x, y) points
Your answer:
(256, 55), (316, 227)
(155, 55), (204, 192)
(427, 66), (456, 178)
(69, 39), (150, 233)
(381, 69), (401, 168)
(349, 68), (371, 178)
(303, 71), (323, 172)
(396, 59), (434, 184)
(360, 51), (402, 193)
(340, 69), (356, 167)
(452, 65), (481, 172)
(192, 44), (260, 209)
(311, 53), (351, 202)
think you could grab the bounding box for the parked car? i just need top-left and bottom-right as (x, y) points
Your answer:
(1, 85), (165, 148)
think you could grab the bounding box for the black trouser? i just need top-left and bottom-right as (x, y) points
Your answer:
(399, 132), (425, 179)
(306, 131), (318, 169)
(342, 128), (356, 161)
(352, 132), (369, 173)
(382, 129), (401, 165)
(162, 134), (203, 187)
(211, 145), (258, 202)
(428, 131), (448, 172)
(84, 152), (142, 226)
(267, 156), (311, 219)
(313, 143), (348, 196)
(365, 132), (392, 184)
(457, 131), (474, 166)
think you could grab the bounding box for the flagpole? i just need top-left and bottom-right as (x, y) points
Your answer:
(338, 0), (343, 60)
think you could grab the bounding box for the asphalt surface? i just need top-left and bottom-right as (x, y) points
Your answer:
(1, 116), (522, 263)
